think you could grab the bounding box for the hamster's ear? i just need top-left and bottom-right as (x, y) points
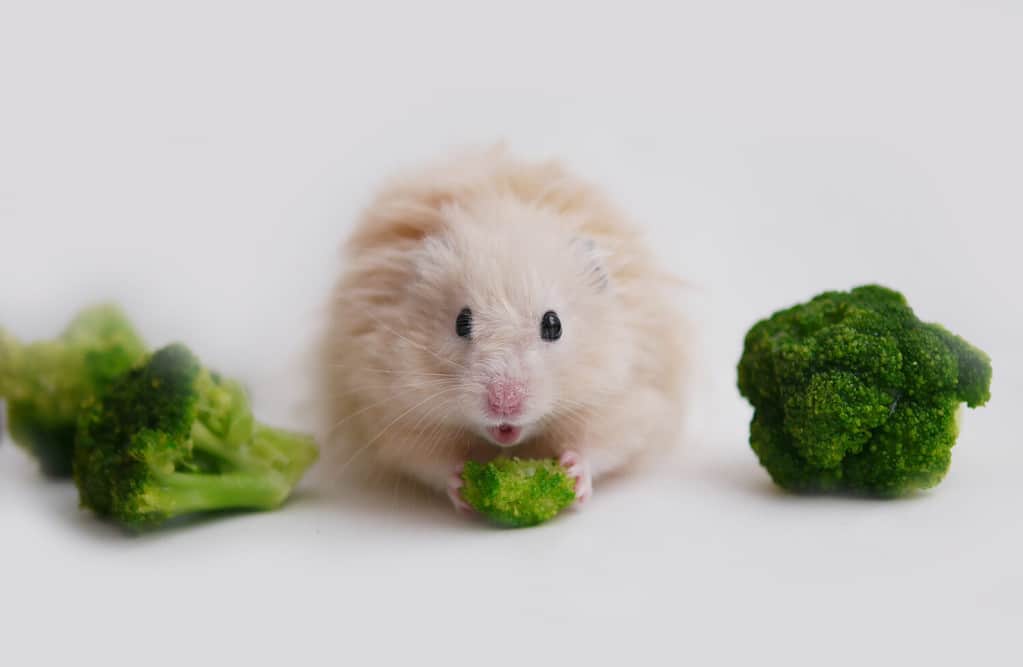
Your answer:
(570, 236), (610, 292)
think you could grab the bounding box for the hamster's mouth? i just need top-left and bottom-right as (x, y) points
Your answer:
(487, 423), (523, 446)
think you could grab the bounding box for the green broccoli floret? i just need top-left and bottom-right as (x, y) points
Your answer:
(73, 343), (318, 529)
(0, 305), (146, 475)
(737, 284), (992, 497)
(461, 458), (577, 527)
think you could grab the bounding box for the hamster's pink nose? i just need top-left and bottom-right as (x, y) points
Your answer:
(486, 379), (526, 419)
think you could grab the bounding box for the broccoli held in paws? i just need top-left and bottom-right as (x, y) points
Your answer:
(461, 458), (577, 527)
(73, 343), (319, 529)
(0, 305), (146, 476)
(737, 284), (991, 497)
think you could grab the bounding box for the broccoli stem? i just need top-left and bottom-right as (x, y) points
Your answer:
(190, 421), (255, 471)
(251, 424), (320, 485)
(150, 470), (290, 517)
(189, 421), (318, 484)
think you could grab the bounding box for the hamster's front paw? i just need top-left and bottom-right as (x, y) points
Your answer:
(446, 463), (474, 515)
(559, 450), (593, 505)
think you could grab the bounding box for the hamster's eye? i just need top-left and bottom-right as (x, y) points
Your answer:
(455, 307), (473, 339)
(540, 310), (562, 342)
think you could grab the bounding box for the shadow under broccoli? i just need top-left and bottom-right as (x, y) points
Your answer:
(737, 284), (992, 497)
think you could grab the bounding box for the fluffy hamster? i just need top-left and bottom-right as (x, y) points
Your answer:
(323, 147), (687, 512)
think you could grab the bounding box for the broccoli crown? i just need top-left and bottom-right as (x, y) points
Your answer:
(73, 343), (318, 529)
(737, 284), (992, 496)
(0, 305), (146, 475)
(461, 458), (577, 527)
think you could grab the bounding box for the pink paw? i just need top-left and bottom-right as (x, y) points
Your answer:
(446, 463), (474, 515)
(559, 450), (593, 506)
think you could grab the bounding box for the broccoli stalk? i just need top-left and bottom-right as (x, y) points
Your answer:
(737, 284), (992, 496)
(73, 343), (318, 528)
(461, 458), (577, 527)
(131, 467), (291, 517)
(0, 305), (146, 475)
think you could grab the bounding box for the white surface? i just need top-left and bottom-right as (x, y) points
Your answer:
(1, 2), (1021, 665)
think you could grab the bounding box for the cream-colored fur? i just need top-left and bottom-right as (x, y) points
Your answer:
(323, 147), (687, 497)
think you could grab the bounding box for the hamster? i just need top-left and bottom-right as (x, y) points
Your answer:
(323, 146), (687, 513)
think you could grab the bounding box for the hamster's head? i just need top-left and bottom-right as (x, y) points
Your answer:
(403, 197), (633, 448)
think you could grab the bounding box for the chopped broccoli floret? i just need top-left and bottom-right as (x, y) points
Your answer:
(73, 343), (318, 529)
(461, 458), (576, 527)
(0, 305), (146, 475)
(737, 284), (992, 496)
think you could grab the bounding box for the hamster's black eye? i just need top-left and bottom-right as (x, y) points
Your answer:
(455, 307), (473, 339)
(540, 310), (562, 342)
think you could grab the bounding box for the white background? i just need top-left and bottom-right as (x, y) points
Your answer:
(1, 1), (1020, 665)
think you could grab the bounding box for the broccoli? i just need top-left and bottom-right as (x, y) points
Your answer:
(73, 343), (318, 529)
(461, 458), (577, 527)
(737, 284), (992, 497)
(0, 305), (146, 475)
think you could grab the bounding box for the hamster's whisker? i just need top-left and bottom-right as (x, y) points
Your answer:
(336, 386), (464, 473)
(417, 417), (462, 458)
(555, 409), (596, 428)
(420, 427), (453, 460)
(327, 382), (455, 434)
(404, 393), (457, 444)
(330, 363), (458, 379)
(548, 403), (593, 433)
(358, 309), (467, 372)
(559, 402), (594, 419)
(339, 387), (462, 473)
(551, 399), (596, 422)
(552, 396), (593, 411)
(557, 386), (618, 407)
(413, 400), (461, 458)
(326, 378), (454, 399)
(550, 415), (587, 437)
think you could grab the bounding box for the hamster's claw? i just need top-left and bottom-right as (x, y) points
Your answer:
(447, 463), (474, 515)
(559, 450), (593, 506)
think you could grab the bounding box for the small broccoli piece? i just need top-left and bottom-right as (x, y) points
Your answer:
(0, 305), (146, 475)
(737, 284), (992, 497)
(73, 343), (318, 529)
(461, 458), (577, 527)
